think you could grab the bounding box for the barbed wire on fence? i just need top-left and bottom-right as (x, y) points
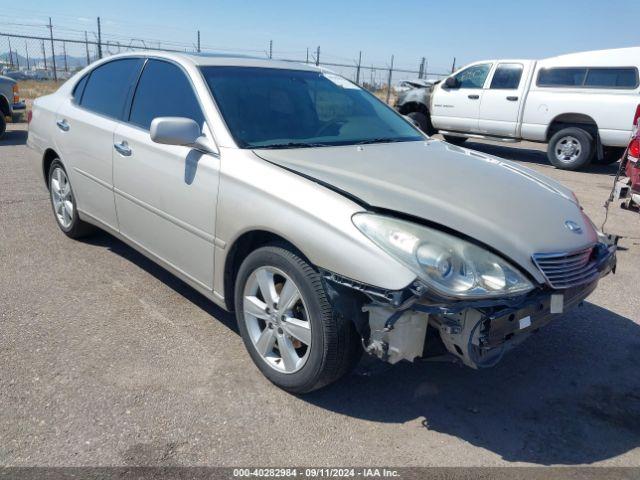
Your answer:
(0, 17), (454, 99)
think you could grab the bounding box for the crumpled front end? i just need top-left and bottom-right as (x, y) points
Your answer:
(323, 240), (617, 369)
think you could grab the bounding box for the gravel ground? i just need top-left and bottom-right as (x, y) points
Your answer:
(1, 123), (639, 467)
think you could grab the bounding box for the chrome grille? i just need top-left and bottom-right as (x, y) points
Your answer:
(532, 247), (599, 289)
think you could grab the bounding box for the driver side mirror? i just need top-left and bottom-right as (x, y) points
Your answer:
(444, 77), (460, 89)
(150, 117), (217, 155)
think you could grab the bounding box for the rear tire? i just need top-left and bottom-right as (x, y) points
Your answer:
(47, 159), (95, 239)
(595, 146), (624, 165)
(443, 135), (467, 146)
(0, 115), (6, 138)
(547, 127), (594, 170)
(407, 111), (435, 136)
(234, 245), (361, 394)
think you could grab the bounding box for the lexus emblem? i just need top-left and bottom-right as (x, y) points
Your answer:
(564, 220), (583, 234)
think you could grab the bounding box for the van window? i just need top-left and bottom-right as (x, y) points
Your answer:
(584, 68), (638, 88)
(537, 67), (639, 89)
(129, 59), (204, 130)
(490, 64), (523, 89)
(80, 58), (144, 119)
(453, 63), (492, 89)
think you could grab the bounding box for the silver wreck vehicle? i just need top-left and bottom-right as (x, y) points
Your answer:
(28, 52), (616, 393)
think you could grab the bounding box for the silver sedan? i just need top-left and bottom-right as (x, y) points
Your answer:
(27, 52), (616, 392)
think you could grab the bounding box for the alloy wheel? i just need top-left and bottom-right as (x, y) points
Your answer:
(242, 266), (312, 374)
(50, 167), (74, 229)
(555, 135), (582, 163)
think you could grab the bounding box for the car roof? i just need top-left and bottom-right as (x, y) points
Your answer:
(105, 50), (321, 72)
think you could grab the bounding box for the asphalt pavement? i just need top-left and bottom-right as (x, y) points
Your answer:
(1, 123), (639, 467)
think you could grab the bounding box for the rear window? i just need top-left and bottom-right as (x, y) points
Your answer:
(537, 67), (639, 89)
(80, 58), (144, 119)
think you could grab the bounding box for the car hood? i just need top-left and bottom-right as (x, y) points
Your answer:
(253, 140), (598, 282)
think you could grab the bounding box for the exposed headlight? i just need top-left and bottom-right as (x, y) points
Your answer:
(352, 213), (534, 299)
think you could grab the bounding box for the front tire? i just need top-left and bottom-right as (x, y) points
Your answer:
(547, 127), (594, 170)
(48, 160), (95, 238)
(234, 245), (361, 394)
(406, 111), (435, 136)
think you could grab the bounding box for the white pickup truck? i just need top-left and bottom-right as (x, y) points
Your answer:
(429, 47), (640, 170)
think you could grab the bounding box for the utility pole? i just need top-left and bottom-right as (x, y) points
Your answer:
(62, 41), (68, 71)
(315, 46), (320, 66)
(48, 17), (57, 80)
(41, 40), (47, 70)
(97, 17), (103, 59)
(306, 47), (309, 64)
(25, 40), (30, 69)
(197, 30), (201, 52)
(386, 54), (394, 104)
(268, 40), (273, 59)
(355, 50), (362, 85)
(418, 57), (425, 79)
(451, 57), (456, 73)
(84, 31), (90, 65)
(8, 38), (13, 68)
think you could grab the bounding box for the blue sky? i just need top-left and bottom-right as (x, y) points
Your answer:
(2, 0), (639, 74)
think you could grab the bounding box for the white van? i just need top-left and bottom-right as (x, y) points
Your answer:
(429, 47), (640, 170)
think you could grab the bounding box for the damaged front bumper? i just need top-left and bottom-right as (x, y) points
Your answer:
(323, 241), (617, 368)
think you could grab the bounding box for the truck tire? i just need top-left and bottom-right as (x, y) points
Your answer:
(547, 127), (594, 170)
(407, 111), (435, 136)
(595, 146), (624, 165)
(443, 135), (467, 146)
(0, 114), (6, 138)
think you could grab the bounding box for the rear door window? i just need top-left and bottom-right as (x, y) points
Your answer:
(72, 74), (89, 103)
(490, 64), (524, 89)
(128, 59), (204, 130)
(80, 58), (144, 119)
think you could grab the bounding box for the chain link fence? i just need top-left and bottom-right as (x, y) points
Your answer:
(1, 30), (451, 106)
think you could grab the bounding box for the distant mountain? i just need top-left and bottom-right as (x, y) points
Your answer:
(0, 51), (88, 70)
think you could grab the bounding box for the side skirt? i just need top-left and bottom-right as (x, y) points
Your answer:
(77, 209), (229, 311)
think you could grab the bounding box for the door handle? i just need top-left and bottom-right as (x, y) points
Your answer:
(506, 96), (519, 101)
(467, 94), (480, 100)
(56, 119), (70, 132)
(114, 141), (132, 157)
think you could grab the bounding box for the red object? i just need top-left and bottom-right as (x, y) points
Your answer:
(634, 104), (640, 127)
(626, 123), (640, 194)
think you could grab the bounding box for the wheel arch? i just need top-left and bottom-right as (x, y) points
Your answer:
(42, 148), (61, 188)
(397, 101), (429, 116)
(0, 94), (11, 116)
(223, 229), (312, 312)
(546, 113), (599, 141)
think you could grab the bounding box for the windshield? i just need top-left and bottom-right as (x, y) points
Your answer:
(200, 66), (423, 149)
